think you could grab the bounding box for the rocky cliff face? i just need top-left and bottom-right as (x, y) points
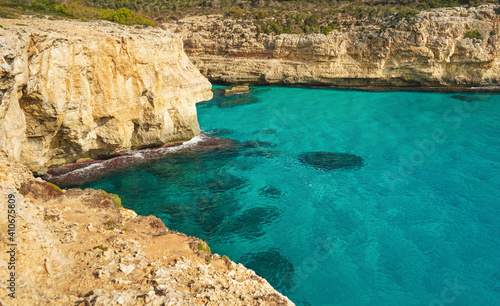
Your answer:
(0, 150), (294, 305)
(167, 4), (500, 87)
(0, 18), (212, 175)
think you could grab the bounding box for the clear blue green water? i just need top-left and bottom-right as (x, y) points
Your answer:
(83, 86), (500, 305)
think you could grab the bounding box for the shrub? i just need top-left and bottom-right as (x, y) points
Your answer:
(228, 6), (245, 19)
(198, 242), (203, 251)
(93, 245), (108, 251)
(465, 30), (481, 39)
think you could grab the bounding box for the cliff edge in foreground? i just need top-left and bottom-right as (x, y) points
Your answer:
(0, 150), (294, 305)
(0, 18), (212, 175)
(168, 4), (500, 87)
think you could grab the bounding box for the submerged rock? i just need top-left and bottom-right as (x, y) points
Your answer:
(224, 85), (250, 94)
(206, 173), (248, 192)
(207, 128), (234, 136)
(218, 96), (260, 108)
(451, 95), (490, 102)
(241, 248), (296, 293)
(254, 128), (278, 135)
(298, 152), (365, 171)
(229, 206), (281, 239)
(259, 186), (282, 198)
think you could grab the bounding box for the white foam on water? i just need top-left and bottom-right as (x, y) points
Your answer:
(183, 134), (207, 146)
(68, 162), (105, 176)
(48, 134), (210, 181)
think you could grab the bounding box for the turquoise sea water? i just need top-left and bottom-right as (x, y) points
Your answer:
(83, 86), (500, 305)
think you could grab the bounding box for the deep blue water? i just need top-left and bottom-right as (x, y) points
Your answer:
(83, 86), (500, 305)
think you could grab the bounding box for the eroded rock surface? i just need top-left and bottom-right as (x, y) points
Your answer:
(0, 150), (294, 305)
(0, 18), (212, 175)
(167, 4), (500, 87)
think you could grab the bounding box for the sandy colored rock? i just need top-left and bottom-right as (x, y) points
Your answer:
(0, 17), (212, 175)
(166, 4), (500, 87)
(225, 85), (250, 93)
(0, 151), (294, 305)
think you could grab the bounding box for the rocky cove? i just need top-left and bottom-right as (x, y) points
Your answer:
(1, 4), (500, 305)
(0, 18), (293, 305)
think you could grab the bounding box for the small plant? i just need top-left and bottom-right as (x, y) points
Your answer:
(122, 228), (129, 232)
(93, 245), (108, 251)
(465, 30), (481, 40)
(47, 182), (62, 193)
(222, 255), (232, 270)
(198, 242), (203, 251)
(205, 246), (211, 253)
(206, 256), (211, 264)
(44, 215), (58, 221)
(102, 193), (122, 210)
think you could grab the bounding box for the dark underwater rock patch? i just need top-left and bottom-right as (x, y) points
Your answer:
(242, 150), (279, 158)
(240, 140), (276, 149)
(218, 96), (260, 108)
(194, 193), (240, 236)
(259, 186), (282, 198)
(241, 248), (295, 292)
(298, 151), (365, 171)
(229, 206), (281, 239)
(206, 173), (248, 192)
(206, 128), (234, 137)
(253, 128), (277, 135)
(451, 95), (489, 102)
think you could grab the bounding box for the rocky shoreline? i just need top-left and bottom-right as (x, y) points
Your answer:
(0, 150), (294, 305)
(166, 4), (500, 88)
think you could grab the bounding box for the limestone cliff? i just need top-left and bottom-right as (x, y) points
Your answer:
(167, 4), (500, 87)
(0, 18), (212, 175)
(0, 150), (294, 305)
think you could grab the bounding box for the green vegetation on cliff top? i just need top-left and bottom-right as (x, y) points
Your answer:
(0, 0), (156, 26)
(1, 0), (497, 33)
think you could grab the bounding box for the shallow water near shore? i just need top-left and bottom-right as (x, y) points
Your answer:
(83, 86), (500, 305)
